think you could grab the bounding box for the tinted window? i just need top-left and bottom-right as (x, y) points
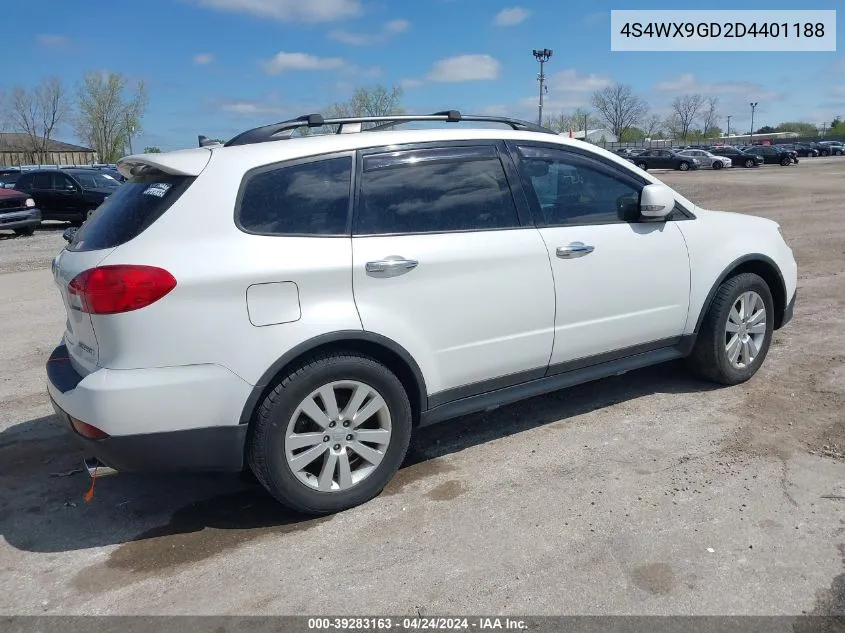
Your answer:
(71, 172), (120, 189)
(12, 173), (30, 189)
(357, 147), (519, 235)
(32, 173), (54, 189)
(57, 174), (76, 190)
(67, 175), (194, 252)
(518, 146), (641, 226)
(238, 156), (351, 235)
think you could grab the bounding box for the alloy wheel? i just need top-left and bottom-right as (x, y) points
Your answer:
(724, 291), (767, 369)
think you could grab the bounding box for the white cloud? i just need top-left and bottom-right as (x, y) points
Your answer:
(426, 55), (502, 82)
(261, 52), (346, 74)
(193, 53), (215, 65)
(655, 73), (781, 100)
(494, 7), (530, 27)
(218, 100), (288, 116)
(328, 18), (409, 45)
(36, 34), (70, 48)
(190, 0), (361, 22)
(400, 78), (423, 89)
(547, 68), (612, 93)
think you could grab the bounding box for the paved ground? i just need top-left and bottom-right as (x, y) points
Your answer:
(0, 159), (843, 616)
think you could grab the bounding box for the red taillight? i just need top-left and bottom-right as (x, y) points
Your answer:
(70, 417), (109, 439)
(67, 265), (177, 315)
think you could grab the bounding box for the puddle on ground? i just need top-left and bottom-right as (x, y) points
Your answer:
(380, 454), (457, 497)
(631, 562), (676, 595)
(73, 486), (330, 593)
(425, 480), (466, 501)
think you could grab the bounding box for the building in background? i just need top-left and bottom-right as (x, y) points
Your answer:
(569, 129), (619, 144)
(0, 133), (97, 166)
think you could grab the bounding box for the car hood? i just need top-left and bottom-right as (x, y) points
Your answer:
(0, 188), (26, 199)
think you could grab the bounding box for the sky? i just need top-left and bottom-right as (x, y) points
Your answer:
(7, 0), (845, 151)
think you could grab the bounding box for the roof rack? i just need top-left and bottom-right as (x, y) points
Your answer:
(223, 111), (556, 147)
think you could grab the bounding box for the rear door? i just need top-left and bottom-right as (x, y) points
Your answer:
(351, 142), (556, 401)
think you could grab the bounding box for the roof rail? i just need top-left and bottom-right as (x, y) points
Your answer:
(223, 111), (556, 147)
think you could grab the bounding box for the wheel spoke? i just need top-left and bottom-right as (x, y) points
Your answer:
(317, 450), (338, 491)
(738, 295), (748, 320)
(748, 308), (766, 327)
(287, 432), (326, 451)
(747, 336), (759, 359)
(727, 335), (741, 364)
(725, 321), (740, 333)
(745, 293), (757, 319)
(318, 385), (340, 421)
(288, 443), (329, 472)
(354, 428), (391, 446)
(352, 395), (386, 428)
(337, 450), (353, 489)
(299, 396), (332, 429)
(748, 322), (766, 335)
(741, 340), (751, 365)
(349, 440), (384, 466)
(342, 383), (372, 420)
(729, 307), (742, 326)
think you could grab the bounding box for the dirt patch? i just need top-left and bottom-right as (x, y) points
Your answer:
(631, 562), (676, 595)
(425, 480), (466, 501)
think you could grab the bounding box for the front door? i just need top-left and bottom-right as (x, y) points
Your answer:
(351, 143), (556, 401)
(510, 143), (691, 370)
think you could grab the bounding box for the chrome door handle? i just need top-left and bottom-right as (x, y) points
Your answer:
(556, 242), (595, 259)
(365, 256), (419, 276)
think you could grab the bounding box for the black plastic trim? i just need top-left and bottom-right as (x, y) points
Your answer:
(239, 331), (428, 424)
(546, 336), (681, 377)
(782, 290), (796, 328)
(421, 344), (686, 426)
(46, 345), (84, 394)
(428, 367), (547, 410)
(693, 254), (787, 334)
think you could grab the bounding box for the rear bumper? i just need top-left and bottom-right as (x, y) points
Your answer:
(46, 344), (251, 473)
(0, 208), (40, 230)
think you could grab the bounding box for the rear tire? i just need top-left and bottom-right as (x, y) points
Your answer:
(780, 157), (791, 166)
(13, 226), (35, 236)
(636, 161), (648, 170)
(685, 273), (774, 385)
(744, 159), (755, 168)
(679, 161), (690, 171)
(247, 352), (413, 514)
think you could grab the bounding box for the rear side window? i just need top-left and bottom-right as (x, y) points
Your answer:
(237, 156), (352, 236)
(68, 175), (194, 252)
(33, 173), (54, 189)
(356, 146), (520, 235)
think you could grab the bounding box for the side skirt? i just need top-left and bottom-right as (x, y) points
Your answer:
(420, 335), (696, 427)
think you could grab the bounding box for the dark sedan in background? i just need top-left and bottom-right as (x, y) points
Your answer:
(742, 145), (797, 166)
(631, 148), (700, 171)
(12, 168), (120, 225)
(0, 188), (41, 236)
(709, 146), (764, 168)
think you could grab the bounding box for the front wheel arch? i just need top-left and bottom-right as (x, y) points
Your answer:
(693, 255), (787, 335)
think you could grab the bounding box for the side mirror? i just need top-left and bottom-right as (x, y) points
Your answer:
(639, 184), (675, 220)
(62, 227), (77, 243)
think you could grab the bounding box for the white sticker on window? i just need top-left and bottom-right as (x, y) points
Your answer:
(142, 183), (172, 198)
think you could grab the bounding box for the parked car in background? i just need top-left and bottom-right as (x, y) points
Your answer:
(0, 172), (22, 189)
(0, 187), (40, 236)
(817, 141), (844, 156)
(770, 145), (799, 163)
(13, 168), (120, 225)
(615, 148), (644, 159)
(710, 146), (763, 168)
(742, 146), (796, 166)
(632, 149), (700, 171)
(677, 149), (732, 170)
(783, 143), (820, 157)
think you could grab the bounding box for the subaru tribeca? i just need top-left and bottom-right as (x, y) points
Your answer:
(46, 112), (797, 514)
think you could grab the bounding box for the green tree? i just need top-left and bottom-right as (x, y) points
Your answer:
(75, 72), (147, 162)
(619, 126), (646, 142)
(755, 125), (777, 134)
(831, 117), (842, 129)
(143, 146), (161, 153)
(776, 122), (819, 137)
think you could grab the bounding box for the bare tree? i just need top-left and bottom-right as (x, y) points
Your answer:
(8, 78), (68, 163)
(663, 114), (683, 140)
(544, 112), (575, 134)
(643, 114), (663, 138)
(590, 83), (648, 139)
(75, 72), (147, 163)
(701, 96), (720, 138)
(671, 94), (706, 142)
(310, 84), (404, 135)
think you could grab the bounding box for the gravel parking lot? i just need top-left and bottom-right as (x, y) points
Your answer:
(0, 159), (843, 616)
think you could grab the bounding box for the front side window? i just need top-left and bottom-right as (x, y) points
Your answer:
(517, 145), (641, 226)
(32, 173), (53, 189)
(238, 156), (352, 236)
(356, 146), (520, 235)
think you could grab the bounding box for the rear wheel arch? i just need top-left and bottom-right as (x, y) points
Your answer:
(694, 255), (787, 335)
(239, 331), (428, 428)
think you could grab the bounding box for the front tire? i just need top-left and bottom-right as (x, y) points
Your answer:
(780, 157), (791, 166)
(636, 161), (648, 170)
(685, 273), (774, 385)
(712, 161), (723, 170)
(744, 159), (755, 168)
(678, 161), (690, 171)
(247, 352), (413, 514)
(13, 226), (36, 236)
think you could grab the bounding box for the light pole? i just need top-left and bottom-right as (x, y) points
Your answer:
(532, 48), (552, 127)
(726, 115), (732, 139)
(749, 102), (758, 144)
(126, 116), (135, 155)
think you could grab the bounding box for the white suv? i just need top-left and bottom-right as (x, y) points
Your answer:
(47, 112), (797, 514)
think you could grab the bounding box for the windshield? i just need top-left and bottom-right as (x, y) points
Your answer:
(71, 172), (121, 189)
